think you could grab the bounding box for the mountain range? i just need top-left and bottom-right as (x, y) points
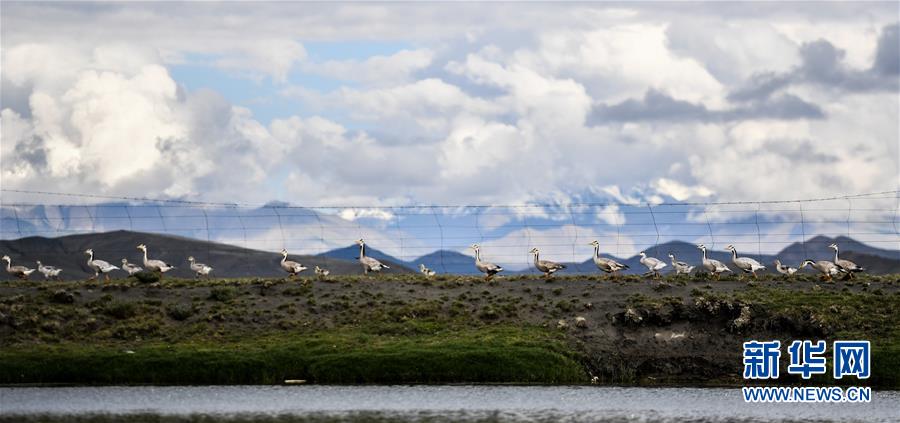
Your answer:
(0, 231), (897, 280)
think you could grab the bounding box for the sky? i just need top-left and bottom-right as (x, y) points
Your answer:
(1, 2), (898, 265)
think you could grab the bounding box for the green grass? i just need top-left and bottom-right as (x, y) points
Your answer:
(0, 326), (585, 385)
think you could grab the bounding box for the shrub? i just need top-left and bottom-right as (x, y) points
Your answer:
(103, 301), (137, 320)
(208, 286), (238, 302)
(50, 290), (75, 304)
(166, 304), (195, 321)
(132, 271), (160, 284)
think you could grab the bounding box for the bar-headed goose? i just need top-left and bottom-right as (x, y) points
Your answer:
(137, 244), (175, 278)
(121, 259), (143, 276)
(829, 243), (865, 278)
(668, 253), (695, 275)
(188, 256), (213, 278)
(801, 259), (840, 281)
(471, 244), (503, 279)
(697, 244), (730, 280)
(357, 239), (389, 275)
(3, 256), (36, 280)
(530, 247), (566, 277)
(315, 266), (330, 279)
(639, 251), (667, 279)
(419, 264), (436, 277)
(36, 261), (63, 281)
(725, 245), (766, 279)
(280, 249), (307, 278)
(589, 240), (628, 278)
(85, 249), (119, 282)
(774, 259), (797, 276)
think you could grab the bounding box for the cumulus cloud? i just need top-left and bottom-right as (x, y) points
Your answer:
(729, 23), (900, 101)
(1, 2), (897, 229)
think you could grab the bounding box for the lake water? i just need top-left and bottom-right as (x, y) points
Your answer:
(0, 385), (897, 422)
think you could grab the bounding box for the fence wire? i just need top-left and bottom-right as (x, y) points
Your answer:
(1, 190), (898, 275)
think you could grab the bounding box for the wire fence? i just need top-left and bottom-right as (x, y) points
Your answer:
(1, 190), (899, 275)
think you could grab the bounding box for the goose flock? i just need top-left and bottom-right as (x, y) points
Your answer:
(2, 240), (867, 281)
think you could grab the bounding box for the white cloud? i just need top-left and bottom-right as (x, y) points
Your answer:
(652, 178), (714, 202)
(2, 2), (896, 235)
(301, 49), (434, 86)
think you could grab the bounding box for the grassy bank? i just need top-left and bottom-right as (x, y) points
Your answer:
(1, 274), (898, 386)
(0, 326), (584, 385)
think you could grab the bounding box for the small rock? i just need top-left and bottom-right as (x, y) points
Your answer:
(123, 350), (135, 354)
(624, 308), (642, 324)
(557, 319), (568, 330)
(574, 316), (588, 328)
(584, 302), (593, 310)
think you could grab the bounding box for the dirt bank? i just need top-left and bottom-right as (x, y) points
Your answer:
(1, 273), (898, 386)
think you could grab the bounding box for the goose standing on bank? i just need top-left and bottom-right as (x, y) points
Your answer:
(774, 259), (797, 277)
(530, 248), (566, 277)
(357, 239), (390, 275)
(726, 245), (766, 279)
(638, 251), (667, 279)
(829, 243), (865, 278)
(589, 240), (629, 278)
(280, 249), (308, 278)
(315, 266), (330, 279)
(121, 259), (143, 276)
(471, 244), (503, 280)
(188, 256), (213, 279)
(697, 244), (731, 280)
(137, 244), (175, 278)
(36, 261), (63, 281)
(801, 259), (840, 281)
(419, 264), (436, 277)
(668, 253), (695, 275)
(3, 256), (36, 280)
(85, 249), (119, 282)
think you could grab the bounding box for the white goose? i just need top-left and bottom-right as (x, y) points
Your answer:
(589, 240), (628, 278)
(471, 244), (503, 279)
(638, 251), (667, 279)
(829, 243), (865, 278)
(419, 264), (436, 277)
(36, 261), (63, 281)
(137, 244), (175, 278)
(725, 245), (766, 279)
(357, 239), (389, 274)
(530, 247), (566, 277)
(801, 259), (840, 281)
(697, 244), (730, 279)
(314, 266), (330, 279)
(85, 249), (119, 282)
(121, 259), (143, 276)
(280, 249), (307, 277)
(187, 256), (213, 278)
(668, 253), (695, 275)
(3, 256), (36, 280)
(773, 259), (797, 277)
